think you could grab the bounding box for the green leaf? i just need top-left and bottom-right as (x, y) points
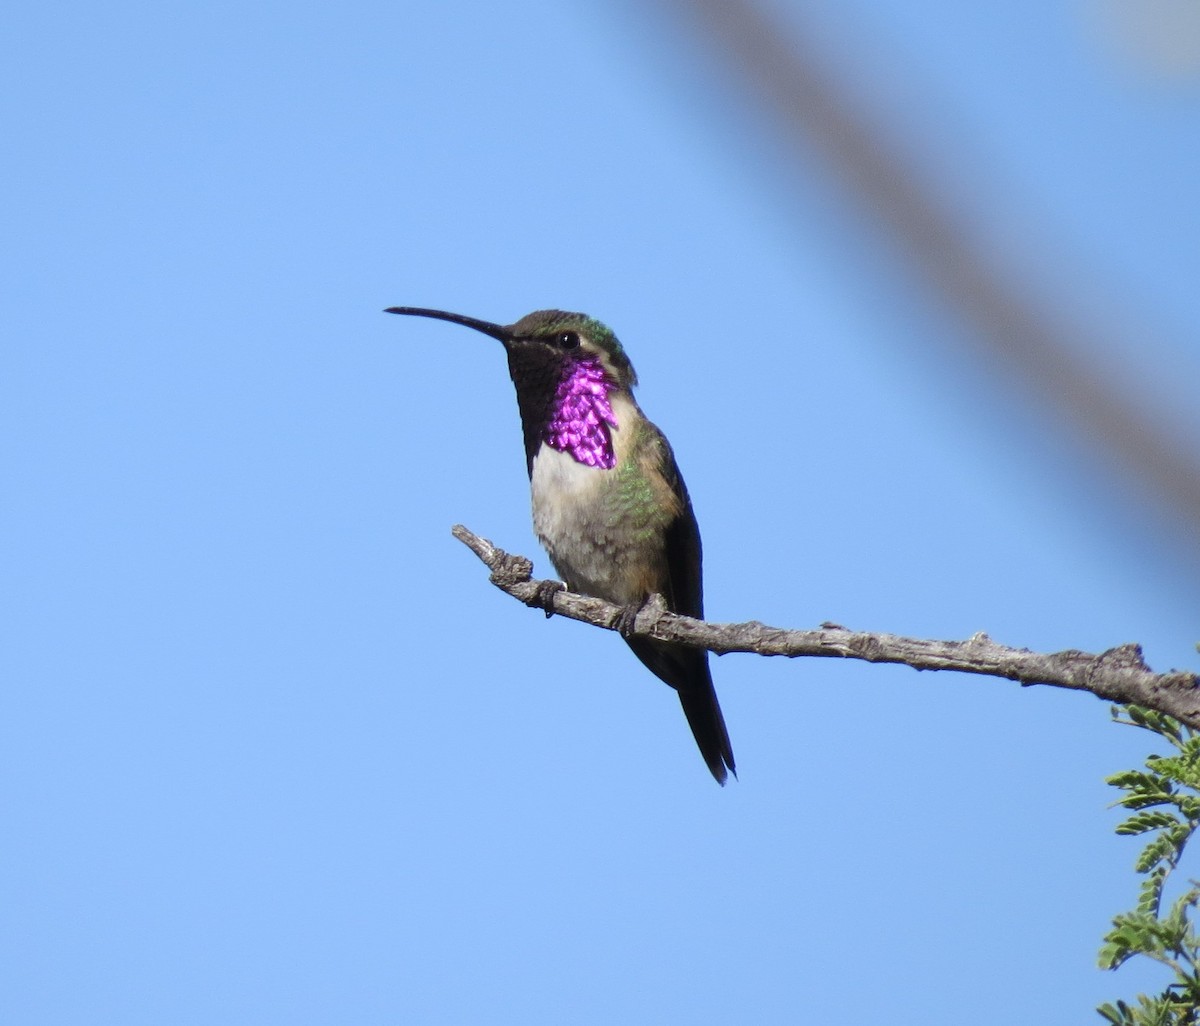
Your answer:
(1113, 706), (1189, 747)
(1135, 833), (1180, 874)
(1108, 772), (1177, 809)
(1176, 797), (1200, 824)
(1095, 999), (1132, 1024)
(1147, 757), (1186, 783)
(1108, 770), (1171, 791)
(1119, 794), (1182, 813)
(1137, 869), (1167, 917)
(1117, 811), (1183, 836)
(1128, 706), (1152, 727)
(1101, 911), (1166, 968)
(1101, 702), (1200, 1023)
(1099, 941), (1132, 972)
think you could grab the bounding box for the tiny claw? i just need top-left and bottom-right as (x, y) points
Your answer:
(526, 579), (565, 617)
(614, 600), (645, 638)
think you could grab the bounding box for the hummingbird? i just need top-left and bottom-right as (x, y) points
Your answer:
(385, 306), (736, 784)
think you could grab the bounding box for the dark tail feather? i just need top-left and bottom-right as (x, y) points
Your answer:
(626, 638), (736, 785)
(678, 675), (736, 785)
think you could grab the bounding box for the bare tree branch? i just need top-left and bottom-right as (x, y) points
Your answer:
(453, 524), (1200, 728)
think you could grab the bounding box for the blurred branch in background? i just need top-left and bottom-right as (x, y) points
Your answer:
(651, 0), (1200, 572)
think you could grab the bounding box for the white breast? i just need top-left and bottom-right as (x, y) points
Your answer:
(528, 394), (648, 603)
(530, 444), (603, 549)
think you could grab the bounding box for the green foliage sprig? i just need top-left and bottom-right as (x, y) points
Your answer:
(1099, 705), (1200, 1025)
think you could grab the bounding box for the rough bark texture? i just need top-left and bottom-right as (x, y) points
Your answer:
(452, 524), (1200, 728)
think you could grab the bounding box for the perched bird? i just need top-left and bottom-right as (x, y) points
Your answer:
(385, 306), (735, 784)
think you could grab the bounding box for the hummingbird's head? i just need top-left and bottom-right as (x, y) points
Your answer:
(506, 309), (637, 391)
(383, 306), (636, 390)
(384, 305), (637, 475)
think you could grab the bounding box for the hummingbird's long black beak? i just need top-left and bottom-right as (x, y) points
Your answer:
(384, 306), (512, 343)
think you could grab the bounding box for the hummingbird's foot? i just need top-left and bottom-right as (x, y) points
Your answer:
(526, 579), (565, 618)
(615, 593), (668, 637)
(614, 600), (645, 639)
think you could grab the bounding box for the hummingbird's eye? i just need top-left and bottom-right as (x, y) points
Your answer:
(556, 330), (580, 349)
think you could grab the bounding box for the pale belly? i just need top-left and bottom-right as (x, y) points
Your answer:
(529, 444), (658, 606)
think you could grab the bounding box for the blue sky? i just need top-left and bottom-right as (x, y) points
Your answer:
(4, 1), (1199, 1022)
